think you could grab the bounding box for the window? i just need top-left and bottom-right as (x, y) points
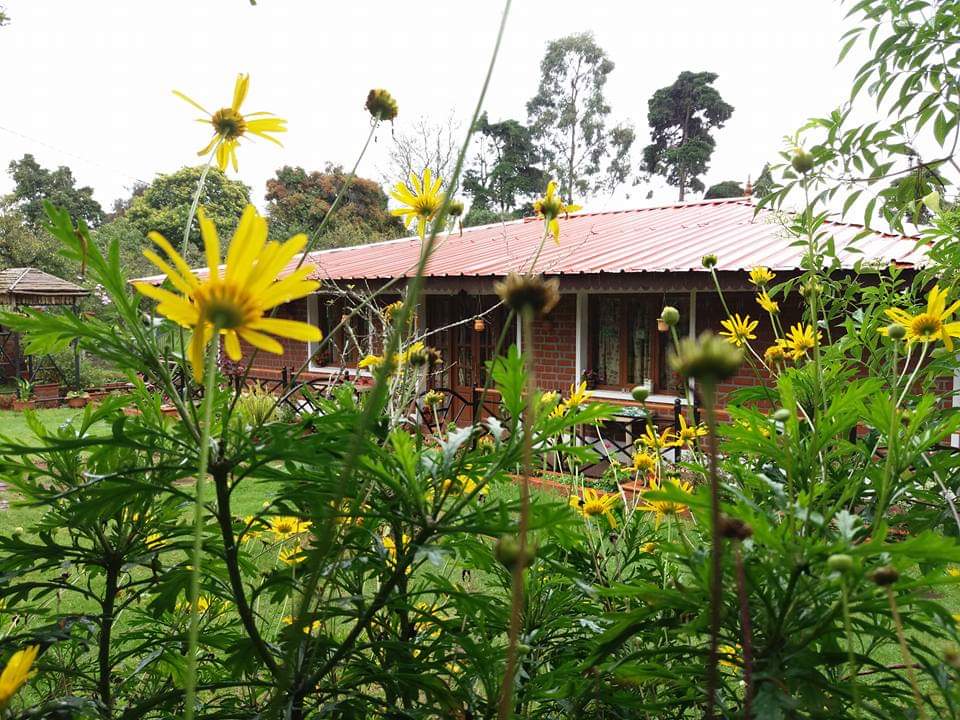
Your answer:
(309, 296), (379, 369)
(587, 294), (689, 394)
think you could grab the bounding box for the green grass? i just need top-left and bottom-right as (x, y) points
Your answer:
(0, 406), (97, 443)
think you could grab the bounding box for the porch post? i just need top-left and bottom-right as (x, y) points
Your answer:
(575, 292), (587, 383)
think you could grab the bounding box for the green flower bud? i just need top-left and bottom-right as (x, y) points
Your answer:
(701, 254), (718, 269)
(791, 147), (815, 174)
(495, 535), (536, 570)
(670, 332), (744, 385)
(631, 385), (650, 403)
(365, 88), (398, 122)
(660, 306), (680, 327)
(772, 408), (792, 423)
(827, 553), (853, 574)
(886, 323), (906, 340)
(447, 199), (465, 218)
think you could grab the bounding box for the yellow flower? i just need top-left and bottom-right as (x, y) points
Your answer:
(358, 354), (384, 370)
(539, 390), (561, 408)
(756, 290), (779, 314)
(174, 73), (286, 172)
(269, 516), (311, 542)
(719, 314), (758, 348)
(632, 451), (657, 475)
(880, 284), (960, 350)
(718, 644), (740, 669)
(390, 169), (445, 239)
(763, 343), (787, 365)
(638, 476), (692, 527)
(748, 267), (776, 286)
(533, 180), (582, 243)
(282, 616), (322, 634)
(145, 533), (165, 550)
(780, 323), (818, 360)
(948, 567), (960, 578)
(279, 544), (305, 565)
(640, 542), (657, 553)
(0, 645), (38, 709)
(134, 205), (322, 383)
(381, 530), (412, 563)
(176, 595), (214, 614)
(569, 488), (619, 528)
(440, 474), (486, 497)
(676, 414), (707, 447)
(565, 381), (594, 409)
(640, 424), (679, 451)
(548, 403), (567, 420)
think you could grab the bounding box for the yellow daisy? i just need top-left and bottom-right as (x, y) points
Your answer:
(632, 450), (657, 475)
(174, 73), (286, 172)
(640, 424), (680, 451)
(282, 616), (322, 634)
(533, 180), (582, 243)
(269, 516), (311, 543)
(390, 169), (445, 239)
(279, 544), (306, 565)
(676, 414), (707, 447)
(637, 476), (692, 527)
(763, 343), (787, 365)
(569, 488), (619, 528)
(756, 290), (779, 314)
(565, 381), (594, 409)
(780, 323), (818, 360)
(748, 267), (776, 286)
(719, 314), (759, 348)
(134, 205), (322, 383)
(0, 645), (38, 709)
(880, 284), (960, 350)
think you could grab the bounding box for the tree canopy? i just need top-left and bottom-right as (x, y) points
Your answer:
(527, 32), (635, 201)
(703, 180), (743, 199)
(642, 71), (734, 201)
(124, 166), (250, 255)
(463, 112), (545, 214)
(265, 164), (403, 247)
(5, 154), (104, 229)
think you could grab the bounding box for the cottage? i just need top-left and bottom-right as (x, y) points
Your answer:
(139, 197), (928, 428)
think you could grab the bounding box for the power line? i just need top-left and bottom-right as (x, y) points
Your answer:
(0, 123), (150, 187)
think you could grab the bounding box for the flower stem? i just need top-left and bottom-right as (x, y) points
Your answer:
(885, 586), (926, 720)
(701, 379), (723, 720)
(183, 329), (220, 720)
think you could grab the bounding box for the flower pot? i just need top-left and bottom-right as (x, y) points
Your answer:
(0, 394), (13, 410)
(12, 399), (36, 411)
(66, 396), (88, 409)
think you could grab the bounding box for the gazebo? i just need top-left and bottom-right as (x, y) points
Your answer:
(0, 267), (89, 388)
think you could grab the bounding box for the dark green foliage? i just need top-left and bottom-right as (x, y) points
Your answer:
(704, 180), (743, 199)
(124, 166), (250, 254)
(527, 32), (635, 199)
(642, 71), (734, 201)
(5, 154), (104, 229)
(463, 112), (545, 214)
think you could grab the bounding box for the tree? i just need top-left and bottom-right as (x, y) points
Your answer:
(124, 166), (250, 255)
(382, 112), (461, 188)
(527, 32), (635, 200)
(462, 112), (545, 214)
(642, 71), (734, 201)
(703, 180), (743, 199)
(93, 216), (157, 279)
(265, 164), (403, 247)
(5, 154), (104, 229)
(0, 211), (70, 277)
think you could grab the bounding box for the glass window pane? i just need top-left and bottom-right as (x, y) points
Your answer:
(595, 297), (621, 386)
(626, 303), (650, 385)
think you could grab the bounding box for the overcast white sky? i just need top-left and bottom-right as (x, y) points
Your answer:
(0, 0), (861, 213)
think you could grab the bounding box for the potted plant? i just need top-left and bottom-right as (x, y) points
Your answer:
(0, 392), (13, 410)
(65, 390), (90, 409)
(13, 379), (35, 411)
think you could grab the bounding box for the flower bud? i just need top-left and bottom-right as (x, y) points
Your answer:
(827, 553), (853, 574)
(631, 386), (650, 403)
(365, 88), (398, 122)
(494, 272), (561, 317)
(871, 564), (899, 586)
(945, 645), (960, 669)
(886, 323), (906, 340)
(495, 534), (537, 570)
(772, 408), (791, 423)
(791, 147), (815, 174)
(719, 515), (753, 541)
(670, 332), (744, 385)
(660, 306), (680, 327)
(447, 200), (465, 218)
(701, 254), (718, 269)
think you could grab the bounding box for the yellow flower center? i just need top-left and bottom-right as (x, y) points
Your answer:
(535, 196), (563, 221)
(910, 312), (942, 339)
(211, 107), (247, 140)
(196, 282), (260, 330)
(582, 499), (606, 516)
(410, 194), (442, 220)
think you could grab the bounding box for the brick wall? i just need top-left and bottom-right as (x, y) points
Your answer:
(241, 298), (311, 378)
(531, 294), (578, 392)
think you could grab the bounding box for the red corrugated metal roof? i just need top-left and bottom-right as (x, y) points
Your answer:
(137, 198), (926, 285)
(300, 198), (924, 282)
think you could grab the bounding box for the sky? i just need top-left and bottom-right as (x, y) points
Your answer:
(0, 0), (862, 213)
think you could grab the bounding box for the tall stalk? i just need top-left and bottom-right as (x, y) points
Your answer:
(183, 330), (221, 720)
